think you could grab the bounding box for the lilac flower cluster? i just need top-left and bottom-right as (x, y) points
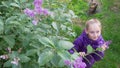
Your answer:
(98, 40), (112, 51)
(64, 57), (86, 68)
(0, 55), (8, 60)
(24, 8), (35, 18)
(24, 0), (49, 25)
(33, 0), (49, 15)
(11, 57), (20, 66)
(73, 57), (86, 68)
(105, 40), (112, 49)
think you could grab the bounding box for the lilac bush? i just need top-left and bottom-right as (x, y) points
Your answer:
(0, 0), (78, 67)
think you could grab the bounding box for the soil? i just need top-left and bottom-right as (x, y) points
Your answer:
(110, 2), (120, 12)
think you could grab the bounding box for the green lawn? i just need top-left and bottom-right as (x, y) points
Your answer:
(90, 0), (120, 68)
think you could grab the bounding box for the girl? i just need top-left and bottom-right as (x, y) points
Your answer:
(68, 19), (111, 68)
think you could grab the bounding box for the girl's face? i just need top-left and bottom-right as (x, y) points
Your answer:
(85, 23), (101, 41)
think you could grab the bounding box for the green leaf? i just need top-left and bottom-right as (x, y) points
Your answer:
(8, 51), (19, 59)
(41, 24), (51, 29)
(19, 54), (30, 63)
(1, 1), (9, 7)
(6, 16), (17, 24)
(52, 22), (58, 31)
(38, 37), (55, 48)
(51, 54), (61, 67)
(20, 0), (28, 3)
(71, 52), (79, 60)
(9, 21), (20, 25)
(3, 35), (15, 48)
(10, 3), (20, 8)
(57, 51), (70, 60)
(58, 59), (65, 67)
(26, 49), (37, 56)
(24, 63), (39, 68)
(0, 19), (4, 34)
(38, 51), (54, 66)
(14, 0), (19, 3)
(87, 45), (93, 54)
(58, 40), (74, 50)
(61, 24), (67, 31)
(12, 64), (21, 68)
(22, 34), (31, 47)
(4, 60), (12, 67)
(96, 47), (103, 51)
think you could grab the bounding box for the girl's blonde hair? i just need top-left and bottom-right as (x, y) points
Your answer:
(85, 18), (101, 30)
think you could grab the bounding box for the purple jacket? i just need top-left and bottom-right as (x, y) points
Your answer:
(68, 30), (106, 68)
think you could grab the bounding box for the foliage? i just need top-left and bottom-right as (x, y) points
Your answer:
(0, 0), (79, 68)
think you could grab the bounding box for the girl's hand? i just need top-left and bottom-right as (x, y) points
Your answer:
(101, 44), (107, 51)
(79, 52), (86, 57)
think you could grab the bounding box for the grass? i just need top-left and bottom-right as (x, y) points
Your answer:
(89, 0), (120, 68)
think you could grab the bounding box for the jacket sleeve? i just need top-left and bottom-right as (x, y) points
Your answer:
(68, 36), (86, 54)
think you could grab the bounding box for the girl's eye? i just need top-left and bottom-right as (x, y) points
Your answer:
(96, 31), (99, 33)
(90, 31), (94, 34)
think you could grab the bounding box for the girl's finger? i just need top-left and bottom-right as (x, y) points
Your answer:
(80, 52), (85, 57)
(79, 52), (83, 56)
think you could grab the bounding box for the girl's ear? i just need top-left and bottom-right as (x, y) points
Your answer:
(85, 28), (88, 34)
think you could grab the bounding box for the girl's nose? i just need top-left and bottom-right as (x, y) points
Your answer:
(94, 33), (97, 37)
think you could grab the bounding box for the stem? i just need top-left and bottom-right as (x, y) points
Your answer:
(93, 52), (103, 59)
(83, 56), (91, 65)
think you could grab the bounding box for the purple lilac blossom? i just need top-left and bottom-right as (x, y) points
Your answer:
(24, 8), (35, 18)
(74, 57), (82, 62)
(34, 7), (43, 14)
(64, 57), (86, 68)
(24, 0), (49, 16)
(105, 40), (112, 48)
(34, 0), (46, 15)
(73, 57), (86, 68)
(32, 20), (38, 25)
(73, 62), (86, 68)
(42, 9), (49, 15)
(33, 0), (43, 7)
(11, 57), (20, 66)
(98, 40), (112, 49)
(0, 55), (6, 59)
